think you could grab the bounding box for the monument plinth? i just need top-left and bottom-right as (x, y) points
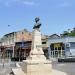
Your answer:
(28, 29), (46, 60)
(22, 18), (52, 75)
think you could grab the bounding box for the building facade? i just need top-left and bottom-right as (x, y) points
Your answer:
(0, 29), (49, 60)
(48, 36), (75, 58)
(0, 32), (16, 59)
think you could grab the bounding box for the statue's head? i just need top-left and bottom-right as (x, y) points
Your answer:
(35, 17), (40, 23)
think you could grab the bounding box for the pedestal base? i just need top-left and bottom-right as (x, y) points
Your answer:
(12, 68), (67, 75)
(22, 60), (52, 75)
(12, 60), (67, 75)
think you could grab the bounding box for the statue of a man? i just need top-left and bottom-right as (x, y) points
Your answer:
(33, 17), (41, 29)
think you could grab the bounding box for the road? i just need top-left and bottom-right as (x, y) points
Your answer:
(52, 62), (75, 75)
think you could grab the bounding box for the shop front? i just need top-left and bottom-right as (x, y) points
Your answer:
(50, 43), (65, 58)
(6, 48), (13, 59)
(13, 41), (31, 61)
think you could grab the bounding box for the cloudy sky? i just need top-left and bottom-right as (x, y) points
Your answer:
(0, 0), (75, 37)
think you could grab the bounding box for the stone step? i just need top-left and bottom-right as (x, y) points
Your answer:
(12, 68), (26, 75)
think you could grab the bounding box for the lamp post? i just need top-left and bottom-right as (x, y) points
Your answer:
(12, 32), (15, 58)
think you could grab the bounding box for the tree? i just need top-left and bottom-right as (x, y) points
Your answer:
(62, 31), (69, 37)
(62, 27), (75, 37)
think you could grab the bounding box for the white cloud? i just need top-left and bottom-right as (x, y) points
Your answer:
(23, 1), (35, 6)
(0, 0), (37, 7)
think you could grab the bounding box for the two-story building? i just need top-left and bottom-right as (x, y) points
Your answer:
(48, 35), (75, 58)
(0, 32), (16, 59)
(0, 29), (49, 60)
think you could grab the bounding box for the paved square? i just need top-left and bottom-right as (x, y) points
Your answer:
(0, 62), (75, 75)
(52, 62), (75, 75)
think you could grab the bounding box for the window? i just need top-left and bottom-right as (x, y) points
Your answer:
(70, 42), (75, 48)
(42, 42), (46, 44)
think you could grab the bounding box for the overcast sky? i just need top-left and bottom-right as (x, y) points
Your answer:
(0, 0), (75, 37)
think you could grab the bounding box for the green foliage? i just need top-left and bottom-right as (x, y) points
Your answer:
(62, 28), (75, 37)
(62, 31), (69, 37)
(68, 32), (75, 36)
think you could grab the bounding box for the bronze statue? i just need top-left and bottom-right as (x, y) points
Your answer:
(33, 17), (41, 29)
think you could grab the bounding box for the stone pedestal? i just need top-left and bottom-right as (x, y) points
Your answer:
(22, 60), (52, 75)
(22, 29), (52, 75)
(28, 29), (46, 60)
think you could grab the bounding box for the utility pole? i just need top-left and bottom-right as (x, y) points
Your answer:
(8, 25), (16, 59)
